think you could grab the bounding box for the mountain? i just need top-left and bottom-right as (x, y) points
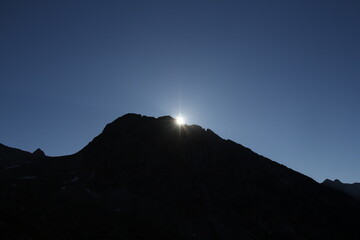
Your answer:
(1, 113), (359, 240)
(322, 179), (360, 200)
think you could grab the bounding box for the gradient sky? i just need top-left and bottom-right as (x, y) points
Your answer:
(1, 0), (359, 183)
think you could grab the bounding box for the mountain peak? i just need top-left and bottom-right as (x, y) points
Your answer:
(82, 113), (225, 157)
(322, 179), (360, 200)
(2, 113), (360, 239)
(33, 148), (45, 157)
(334, 179), (342, 184)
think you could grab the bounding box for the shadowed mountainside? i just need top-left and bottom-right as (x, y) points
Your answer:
(1, 114), (359, 240)
(322, 179), (360, 200)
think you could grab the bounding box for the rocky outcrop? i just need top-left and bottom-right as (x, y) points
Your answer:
(33, 148), (45, 157)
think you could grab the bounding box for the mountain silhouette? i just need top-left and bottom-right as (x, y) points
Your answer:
(322, 179), (360, 200)
(0, 113), (359, 240)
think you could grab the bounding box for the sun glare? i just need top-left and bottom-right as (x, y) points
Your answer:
(176, 116), (185, 125)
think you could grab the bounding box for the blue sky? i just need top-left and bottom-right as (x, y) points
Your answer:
(1, 0), (359, 183)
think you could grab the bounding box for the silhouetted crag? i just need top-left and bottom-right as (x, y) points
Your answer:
(32, 148), (45, 157)
(1, 113), (360, 240)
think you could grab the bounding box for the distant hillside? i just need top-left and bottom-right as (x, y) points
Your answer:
(1, 114), (360, 240)
(322, 179), (360, 200)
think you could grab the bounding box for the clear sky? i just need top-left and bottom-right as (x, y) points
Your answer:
(1, 0), (359, 183)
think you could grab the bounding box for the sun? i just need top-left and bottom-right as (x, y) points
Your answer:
(176, 116), (185, 125)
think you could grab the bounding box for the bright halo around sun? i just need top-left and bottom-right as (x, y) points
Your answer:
(176, 116), (185, 126)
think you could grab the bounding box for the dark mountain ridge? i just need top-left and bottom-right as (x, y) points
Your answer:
(1, 113), (359, 239)
(322, 179), (360, 200)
